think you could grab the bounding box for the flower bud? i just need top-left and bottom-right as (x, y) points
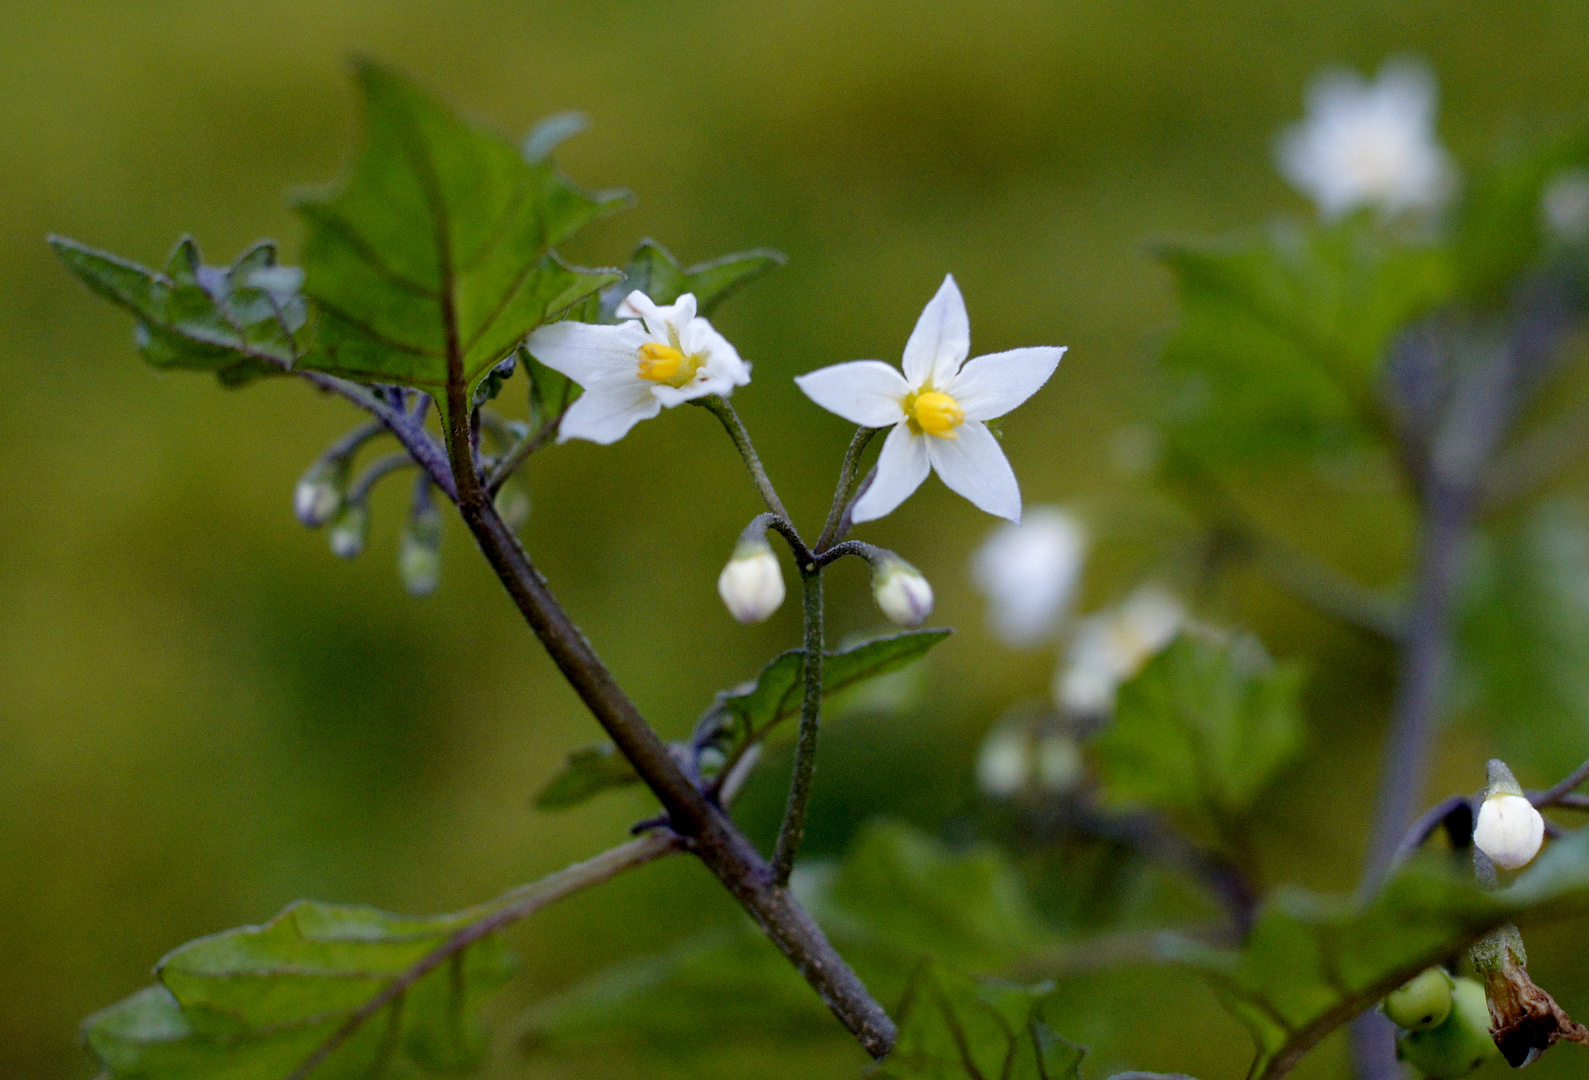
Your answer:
(871, 554), (933, 628)
(327, 501), (370, 560)
(494, 480), (531, 533)
(1473, 793), (1544, 870)
(294, 456), (348, 528)
(1396, 977), (1500, 1079)
(717, 538), (785, 624)
(399, 488), (442, 597)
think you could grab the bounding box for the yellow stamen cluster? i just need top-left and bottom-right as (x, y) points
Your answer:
(906, 390), (965, 437)
(637, 341), (704, 389)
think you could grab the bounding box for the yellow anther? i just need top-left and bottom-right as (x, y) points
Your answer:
(637, 342), (686, 382)
(908, 390), (965, 437)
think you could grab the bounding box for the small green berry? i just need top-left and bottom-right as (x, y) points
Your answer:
(1384, 967), (1455, 1030)
(1396, 977), (1500, 1079)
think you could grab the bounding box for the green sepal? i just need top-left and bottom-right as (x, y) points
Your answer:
(49, 233), (303, 386)
(292, 59), (626, 418)
(599, 239), (785, 321)
(82, 899), (518, 1079)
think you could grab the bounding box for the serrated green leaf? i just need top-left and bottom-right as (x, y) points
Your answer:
(599, 239), (785, 320)
(1157, 222), (1452, 463)
(534, 630), (949, 811)
(1456, 498), (1589, 776)
(83, 899), (517, 1079)
(1166, 829), (1589, 1080)
(827, 822), (1047, 970)
(521, 821), (1064, 1060)
(50, 234), (302, 386)
(1093, 631), (1304, 844)
(294, 60), (625, 407)
(872, 962), (1083, 1080)
(534, 743), (642, 809)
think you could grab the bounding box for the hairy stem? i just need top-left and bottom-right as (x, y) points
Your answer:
(816, 426), (880, 553)
(702, 396), (791, 520)
(773, 569), (825, 886)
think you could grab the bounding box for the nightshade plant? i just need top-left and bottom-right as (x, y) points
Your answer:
(48, 57), (1589, 1080)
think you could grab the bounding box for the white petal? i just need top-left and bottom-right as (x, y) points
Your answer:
(902, 274), (970, 389)
(616, 290), (659, 321)
(794, 361), (910, 427)
(556, 377), (662, 444)
(949, 346), (1066, 421)
(652, 320), (751, 406)
(849, 423), (930, 523)
(671, 292), (698, 325)
(526, 320), (648, 385)
(926, 420), (1021, 522)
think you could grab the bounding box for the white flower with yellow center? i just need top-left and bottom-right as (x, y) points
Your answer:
(1277, 58), (1454, 220)
(524, 291), (751, 445)
(794, 275), (1064, 524)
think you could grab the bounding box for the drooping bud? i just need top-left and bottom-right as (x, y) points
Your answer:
(717, 535), (785, 624)
(294, 455), (349, 528)
(1473, 760), (1545, 870)
(870, 553), (933, 627)
(327, 501), (370, 560)
(399, 481), (442, 597)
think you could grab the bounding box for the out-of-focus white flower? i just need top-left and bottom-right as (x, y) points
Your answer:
(1542, 168), (1589, 242)
(976, 725), (1030, 798)
(1474, 793), (1545, 870)
(1277, 58), (1454, 220)
(1054, 584), (1184, 718)
(796, 275), (1065, 524)
(871, 553), (934, 627)
(976, 708), (1084, 799)
(295, 456), (347, 528)
(525, 291), (750, 445)
(717, 536), (786, 623)
(971, 506), (1086, 647)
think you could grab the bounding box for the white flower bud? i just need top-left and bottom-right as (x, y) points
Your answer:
(717, 538), (785, 624)
(1473, 793), (1545, 870)
(399, 492), (442, 597)
(494, 481), (531, 532)
(872, 556), (933, 628)
(328, 502), (370, 560)
(294, 457), (347, 528)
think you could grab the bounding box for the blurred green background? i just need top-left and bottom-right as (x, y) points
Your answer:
(5, 1), (1589, 1077)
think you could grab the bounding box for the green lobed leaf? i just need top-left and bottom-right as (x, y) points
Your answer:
(872, 962), (1084, 1080)
(522, 821), (1060, 1059)
(1165, 828), (1589, 1080)
(1093, 630), (1305, 844)
(1452, 117), (1589, 303)
(534, 743), (643, 810)
(294, 60), (626, 406)
(1456, 498), (1589, 776)
(83, 899), (517, 1079)
(533, 630), (950, 811)
(1157, 221), (1452, 464)
(599, 238), (785, 320)
(49, 234), (303, 386)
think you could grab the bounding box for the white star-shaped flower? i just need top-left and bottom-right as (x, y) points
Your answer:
(524, 291), (750, 445)
(795, 275), (1064, 524)
(971, 506), (1087, 648)
(1276, 58), (1454, 220)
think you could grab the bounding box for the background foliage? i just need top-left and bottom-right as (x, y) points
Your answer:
(5, 2), (1589, 1078)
